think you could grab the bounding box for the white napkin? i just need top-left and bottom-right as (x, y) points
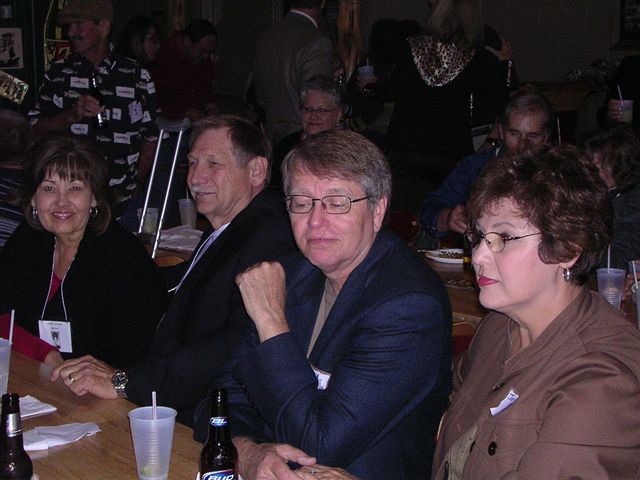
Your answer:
(158, 225), (203, 252)
(19, 395), (57, 419)
(23, 422), (101, 451)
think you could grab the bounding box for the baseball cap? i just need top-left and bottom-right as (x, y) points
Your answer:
(57, 0), (114, 25)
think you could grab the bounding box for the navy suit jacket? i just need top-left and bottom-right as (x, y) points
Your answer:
(194, 230), (452, 479)
(125, 189), (295, 422)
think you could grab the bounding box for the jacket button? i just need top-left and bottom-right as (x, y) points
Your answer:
(443, 461), (449, 480)
(488, 441), (497, 455)
(492, 382), (504, 391)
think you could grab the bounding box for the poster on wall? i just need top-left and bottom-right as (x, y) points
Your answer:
(0, 28), (23, 69)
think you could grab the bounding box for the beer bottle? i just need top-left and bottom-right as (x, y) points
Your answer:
(0, 393), (33, 480)
(88, 71), (109, 130)
(198, 388), (237, 480)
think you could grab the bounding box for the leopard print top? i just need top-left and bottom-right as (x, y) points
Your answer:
(409, 35), (475, 87)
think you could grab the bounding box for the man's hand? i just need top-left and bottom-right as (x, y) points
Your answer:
(50, 355), (118, 399)
(485, 37), (512, 62)
(234, 437), (316, 480)
(436, 205), (468, 234)
(298, 465), (359, 480)
(236, 262), (289, 342)
(70, 94), (102, 123)
(608, 99), (625, 122)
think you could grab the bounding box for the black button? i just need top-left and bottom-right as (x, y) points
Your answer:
(443, 460), (449, 480)
(492, 382), (504, 391)
(488, 441), (497, 455)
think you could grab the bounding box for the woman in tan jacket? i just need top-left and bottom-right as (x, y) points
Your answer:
(432, 146), (640, 479)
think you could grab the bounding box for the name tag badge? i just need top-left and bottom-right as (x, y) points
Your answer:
(113, 132), (131, 144)
(312, 365), (331, 390)
(128, 101), (143, 123)
(489, 388), (519, 416)
(115, 86), (135, 98)
(111, 107), (122, 120)
(38, 320), (73, 353)
(52, 93), (63, 109)
(70, 123), (89, 135)
(70, 76), (89, 89)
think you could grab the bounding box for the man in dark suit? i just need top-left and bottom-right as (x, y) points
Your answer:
(51, 115), (296, 424)
(194, 130), (452, 479)
(253, 0), (334, 145)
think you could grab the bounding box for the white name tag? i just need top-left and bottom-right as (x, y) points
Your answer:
(53, 94), (63, 109)
(70, 76), (89, 89)
(127, 153), (139, 165)
(312, 366), (331, 390)
(39, 320), (73, 353)
(111, 108), (121, 120)
(490, 388), (519, 416)
(115, 86), (135, 98)
(113, 132), (131, 144)
(70, 123), (89, 135)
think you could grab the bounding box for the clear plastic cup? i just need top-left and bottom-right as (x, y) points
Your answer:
(0, 338), (10, 396)
(357, 65), (375, 80)
(128, 406), (177, 480)
(596, 268), (626, 310)
(178, 199), (197, 229)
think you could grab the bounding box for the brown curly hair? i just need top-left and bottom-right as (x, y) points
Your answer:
(467, 145), (612, 284)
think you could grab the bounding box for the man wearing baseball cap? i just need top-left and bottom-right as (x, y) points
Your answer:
(28, 0), (159, 216)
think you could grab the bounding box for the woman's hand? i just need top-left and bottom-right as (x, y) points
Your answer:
(486, 37), (512, 62)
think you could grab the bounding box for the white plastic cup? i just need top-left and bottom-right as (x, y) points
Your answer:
(128, 406), (177, 480)
(178, 199), (197, 229)
(596, 268), (626, 310)
(357, 65), (375, 80)
(0, 338), (10, 396)
(137, 208), (159, 235)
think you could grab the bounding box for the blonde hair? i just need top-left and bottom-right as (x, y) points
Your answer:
(427, 0), (484, 48)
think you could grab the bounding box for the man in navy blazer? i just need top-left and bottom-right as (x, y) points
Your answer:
(51, 115), (296, 424)
(194, 130), (452, 479)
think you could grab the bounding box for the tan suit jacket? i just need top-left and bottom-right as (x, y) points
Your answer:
(433, 288), (640, 479)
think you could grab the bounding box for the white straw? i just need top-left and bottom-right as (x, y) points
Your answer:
(633, 261), (639, 291)
(152, 391), (157, 420)
(617, 84), (624, 102)
(607, 244), (611, 270)
(556, 118), (562, 146)
(8, 309), (14, 345)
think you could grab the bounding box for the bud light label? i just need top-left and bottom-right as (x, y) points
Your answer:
(200, 469), (235, 480)
(209, 416), (228, 427)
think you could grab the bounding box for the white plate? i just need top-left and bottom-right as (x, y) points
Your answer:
(424, 248), (464, 264)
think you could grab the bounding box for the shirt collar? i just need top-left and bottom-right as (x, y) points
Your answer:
(290, 9), (318, 29)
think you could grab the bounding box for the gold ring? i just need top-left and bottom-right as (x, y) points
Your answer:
(68, 374), (76, 384)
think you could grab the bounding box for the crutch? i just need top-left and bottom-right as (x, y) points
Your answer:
(138, 116), (192, 258)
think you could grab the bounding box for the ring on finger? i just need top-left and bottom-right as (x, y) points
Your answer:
(68, 373), (76, 384)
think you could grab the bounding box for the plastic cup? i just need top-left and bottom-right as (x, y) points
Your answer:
(178, 199), (197, 229)
(137, 208), (159, 235)
(0, 339), (10, 396)
(596, 268), (626, 310)
(609, 99), (634, 123)
(128, 406), (177, 480)
(357, 65), (375, 80)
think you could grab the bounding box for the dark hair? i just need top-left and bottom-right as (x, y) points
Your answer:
(282, 129), (392, 211)
(115, 16), (161, 64)
(585, 124), (640, 190)
(500, 92), (555, 137)
(184, 19), (217, 43)
(289, 0), (323, 8)
(0, 110), (32, 166)
(190, 114), (271, 179)
(21, 135), (113, 234)
(467, 146), (612, 284)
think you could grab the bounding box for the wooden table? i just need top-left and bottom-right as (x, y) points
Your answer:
(8, 353), (202, 480)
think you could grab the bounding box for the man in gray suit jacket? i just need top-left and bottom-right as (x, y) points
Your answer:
(253, 0), (334, 145)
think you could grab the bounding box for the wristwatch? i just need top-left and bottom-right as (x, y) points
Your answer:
(111, 370), (129, 399)
(484, 137), (502, 149)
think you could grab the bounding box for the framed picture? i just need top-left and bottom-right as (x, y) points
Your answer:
(0, 28), (22, 69)
(620, 0), (640, 43)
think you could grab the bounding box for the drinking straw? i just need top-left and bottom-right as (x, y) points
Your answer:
(8, 309), (14, 345)
(607, 244), (611, 270)
(632, 261), (639, 292)
(152, 391), (157, 420)
(556, 118), (562, 146)
(617, 84), (624, 102)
